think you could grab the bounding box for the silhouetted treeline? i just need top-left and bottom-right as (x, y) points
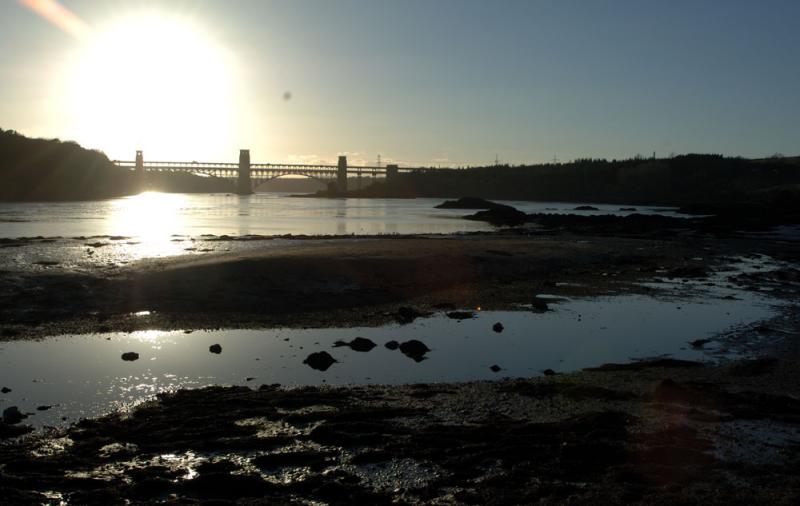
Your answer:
(0, 129), (232, 201)
(353, 154), (800, 205)
(0, 128), (136, 201)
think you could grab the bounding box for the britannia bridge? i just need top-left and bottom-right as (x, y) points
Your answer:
(113, 150), (421, 195)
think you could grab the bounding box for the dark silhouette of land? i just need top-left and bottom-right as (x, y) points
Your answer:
(0, 129), (232, 201)
(337, 154), (800, 208)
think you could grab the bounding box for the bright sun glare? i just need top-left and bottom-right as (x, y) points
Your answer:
(65, 13), (239, 160)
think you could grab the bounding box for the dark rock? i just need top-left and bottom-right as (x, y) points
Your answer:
(464, 204), (528, 226)
(399, 340), (431, 362)
(209, 344), (222, 354)
(530, 298), (549, 312)
(435, 197), (503, 210)
(3, 406), (26, 424)
(492, 322), (504, 333)
(688, 338), (712, 349)
(396, 306), (426, 324)
(0, 422), (33, 439)
(584, 359), (704, 372)
(384, 340), (399, 350)
(667, 266), (708, 278)
(303, 351), (337, 371)
(1, 387), (10, 393)
(729, 358), (779, 377)
(542, 369), (557, 376)
(182, 472), (275, 498)
(253, 450), (335, 471)
(333, 337), (376, 352)
(619, 207), (637, 211)
(447, 311), (475, 320)
(574, 205), (599, 211)
(651, 378), (706, 405)
(490, 365), (502, 373)
(121, 352), (139, 361)
(36, 405), (52, 411)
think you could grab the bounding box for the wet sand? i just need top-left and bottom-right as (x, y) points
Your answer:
(2, 221), (800, 503)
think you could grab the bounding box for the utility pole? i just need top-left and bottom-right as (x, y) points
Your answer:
(494, 154), (500, 167)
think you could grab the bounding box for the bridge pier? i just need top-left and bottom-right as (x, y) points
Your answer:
(337, 156), (347, 195)
(237, 149), (252, 195)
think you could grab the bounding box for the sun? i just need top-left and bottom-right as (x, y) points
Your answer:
(64, 12), (240, 161)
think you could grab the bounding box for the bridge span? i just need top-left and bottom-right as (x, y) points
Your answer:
(114, 150), (414, 194)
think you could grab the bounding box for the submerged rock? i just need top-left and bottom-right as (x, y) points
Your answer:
(333, 337), (377, 352)
(36, 405), (52, 411)
(574, 205), (599, 211)
(3, 406), (26, 425)
(490, 365), (502, 373)
(542, 369), (557, 376)
(121, 352), (139, 361)
(399, 340), (430, 362)
(303, 351), (337, 371)
(1, 387), (11, 394)
(209, 344), (223, 354)
(385, 340), (399, 350)
(492, 322), (504, 333)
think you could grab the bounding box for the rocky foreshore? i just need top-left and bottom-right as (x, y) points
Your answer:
(2, 203), (800, 504)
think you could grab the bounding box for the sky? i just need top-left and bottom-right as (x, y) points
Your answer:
(1, 0), (798, 166)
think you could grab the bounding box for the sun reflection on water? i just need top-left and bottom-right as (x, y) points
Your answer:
(110, 192), (187, 258)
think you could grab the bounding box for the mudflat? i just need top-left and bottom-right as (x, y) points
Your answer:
(2, 226), (797, 339)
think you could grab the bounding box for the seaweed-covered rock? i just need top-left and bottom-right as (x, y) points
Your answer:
(209, 344), (223, 354)
(121, 352), (139, 361)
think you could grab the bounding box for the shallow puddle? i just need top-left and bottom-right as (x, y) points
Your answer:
(0, 289), (780, 428)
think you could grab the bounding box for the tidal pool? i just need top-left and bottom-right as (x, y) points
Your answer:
(0, 290), (780, 428)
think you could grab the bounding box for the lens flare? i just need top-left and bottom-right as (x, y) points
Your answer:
(17, 0), (90, 39)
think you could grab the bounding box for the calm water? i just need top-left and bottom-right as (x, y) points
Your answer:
(0, 192), (690, 272)
(0, 288), (780, 428)
(0, 192), (686, 239)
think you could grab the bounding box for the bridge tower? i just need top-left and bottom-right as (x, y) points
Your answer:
(237, 149), (252, 195)
(135, 150), (145, 189)
(337, 156), (348, 195)
(386, 164), (399, 181)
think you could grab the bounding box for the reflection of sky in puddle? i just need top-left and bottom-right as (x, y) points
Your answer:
(0, 292), (779, 428)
